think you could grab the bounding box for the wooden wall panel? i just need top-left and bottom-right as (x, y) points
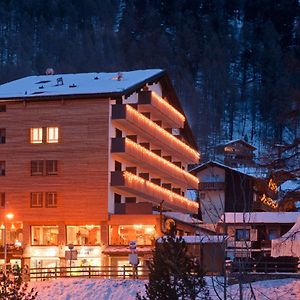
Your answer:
(0, 98), (110, 224)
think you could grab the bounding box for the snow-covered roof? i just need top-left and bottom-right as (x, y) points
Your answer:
(163, 212), (201, 225)
(181, 235), (226, 244)
(221, 212), (300, 224)
(220, 139), (257, 150)
(279, 178), (300, 192)
(157, 235), (226, 244)
(191, 160), (268, 179)
(0, 69), (164, 99)
(102, 246), (153, 254)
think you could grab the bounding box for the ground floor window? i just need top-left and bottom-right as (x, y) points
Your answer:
(31, 226), (59, 245)
(109, 225), (156, 246)
(66, 225), (101, 246)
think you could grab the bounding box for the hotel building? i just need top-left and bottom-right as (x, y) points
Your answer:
(0, 69), (200, 268)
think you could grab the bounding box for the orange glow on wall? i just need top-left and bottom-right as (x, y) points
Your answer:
(126, 105), (200, 163)
(123, 171), (199, 214)
(125, 138), (199, 189)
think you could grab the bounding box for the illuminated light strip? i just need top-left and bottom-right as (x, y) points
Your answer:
(125, 138), (199, 189)
(123, 171), (199, 214)
(260, 194), (278, 209)
(151, 92), (185, 125)
(126, 105), (200, 163)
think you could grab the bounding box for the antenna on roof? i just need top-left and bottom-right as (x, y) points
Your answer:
(117, 72), (123, 81)
(45, 68), (55, 75)
(56, 77), (64, 86)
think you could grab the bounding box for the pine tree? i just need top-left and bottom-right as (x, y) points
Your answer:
(0, 266), (38, 300)
(137, 226), (210, 300)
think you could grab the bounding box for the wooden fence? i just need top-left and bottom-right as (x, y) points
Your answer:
(29, 265), (150, 281)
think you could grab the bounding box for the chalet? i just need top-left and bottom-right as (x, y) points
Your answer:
(215, 139), (256, 167)
(190, 161), (277, 224)
(0, 69), (200, 269)
(221, 212), (299, 260)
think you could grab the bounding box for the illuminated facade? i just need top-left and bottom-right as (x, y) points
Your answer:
(0, 70), (200, 268)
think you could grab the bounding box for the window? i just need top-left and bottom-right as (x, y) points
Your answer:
(67, 225), (101, 245)
(235, 229), (250, 241)
(46, 192), (57, 207)
(31, 226), (59, 245)
(0, 105), (6, 112)
(0, 161), (5, 176)
(30, 128), (43, 144)
(109, 225), (156, 246)
(0, 128), (5, 144)
(46, 127), (59, 143)
(46, 160), (57, 175)
(0, 193), (5, 207)
(30, 192), (43, 207)
(31, 160), (44, 175)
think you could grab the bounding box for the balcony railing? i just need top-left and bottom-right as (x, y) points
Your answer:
(199, 182), (225, 190)
(111, 171), (199, 214)
(111, 104), (199, 163)
(111, 137), (199, 189)
(138, 91), (185, 128)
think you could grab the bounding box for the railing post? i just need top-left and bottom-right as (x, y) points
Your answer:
(123, 265), (126, 279)
(89, 265), (91, 278)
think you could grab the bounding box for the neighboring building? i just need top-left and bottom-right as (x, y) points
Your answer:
(215, 139), (256, 167)
(0, 69), (200, 268)
(278, 178), (300, 211)
(220, 212), (299, 260)
(191, 161), (278, 224)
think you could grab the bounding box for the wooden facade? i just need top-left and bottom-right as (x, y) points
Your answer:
(0, 70), (200, 268)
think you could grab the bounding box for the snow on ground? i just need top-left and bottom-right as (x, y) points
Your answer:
(28, 277), (300, 300)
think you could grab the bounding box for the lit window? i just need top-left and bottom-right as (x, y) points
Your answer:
(30, 192), (43, 207)
(46, 192), (57, 207)
(31, 226), (59, 245)
(30, 128), (43, 144)
(31, 160), (44, 176)
(66, 225), (101, 245)
(109, 225), (156, 246)
(46, 127), (59, 143)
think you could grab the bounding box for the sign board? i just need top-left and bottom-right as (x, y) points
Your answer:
(65, 250), (78, 260)
(129, 253), (139, 266)
(129, 240), (137, 250)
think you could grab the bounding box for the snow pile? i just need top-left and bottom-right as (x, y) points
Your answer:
(28, 277), (300, 300)
(29, 278), (146, 300)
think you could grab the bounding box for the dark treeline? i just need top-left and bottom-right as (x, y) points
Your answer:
(0, 0), (299, 157)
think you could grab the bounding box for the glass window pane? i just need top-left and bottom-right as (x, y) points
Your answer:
(66, 226), (101, 245)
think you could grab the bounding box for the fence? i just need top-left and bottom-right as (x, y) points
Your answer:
(231, 260), (299, 274)
(29, 265), (150, 281)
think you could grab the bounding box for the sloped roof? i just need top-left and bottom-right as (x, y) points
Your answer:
(0, 69), (164, 99)
(221, 212), (300, 223)
(220, 139), (257, 150)
(190, 160), (268, 179)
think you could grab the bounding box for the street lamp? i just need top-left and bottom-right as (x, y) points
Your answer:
(2, 213), (14, 268)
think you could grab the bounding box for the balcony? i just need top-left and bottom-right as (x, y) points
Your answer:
(138, 91), (185, 128)
(199, 182), (225, 190)
(111, 137), (199, 189)
(111, 171), (199, 214)
(112, 104), (199, 163)
(114, 202), (153, 214)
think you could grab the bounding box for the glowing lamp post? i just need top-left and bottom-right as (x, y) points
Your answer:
(2, 213), (14, 266)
